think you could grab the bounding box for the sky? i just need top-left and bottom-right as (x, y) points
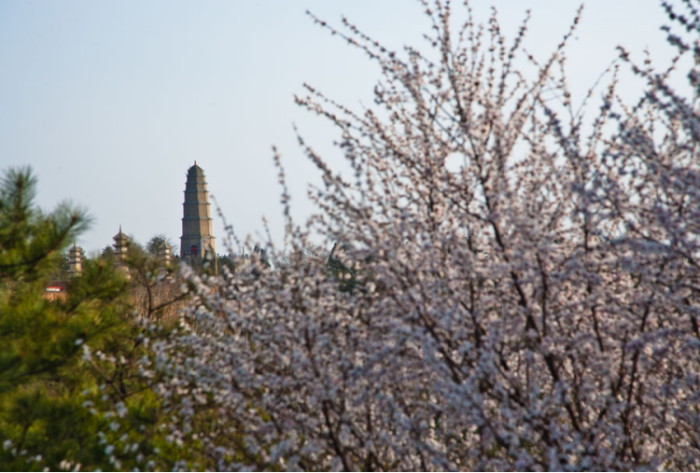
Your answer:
(0, 0), (680, 256)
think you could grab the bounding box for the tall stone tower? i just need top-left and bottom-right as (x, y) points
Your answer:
(180, 162), (216, 264)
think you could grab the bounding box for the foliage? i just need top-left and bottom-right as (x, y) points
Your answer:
(146, 234), (177, 258)
(327, 241), (358, 293)
(0, 168), (196, 471)
(154, 1), (700, 470)
(0, 168), (88, 285)
(218, 254), (236, 275)
(101, 245), (115, 261)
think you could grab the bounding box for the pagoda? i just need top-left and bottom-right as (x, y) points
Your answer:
(180, 162), (216, 265)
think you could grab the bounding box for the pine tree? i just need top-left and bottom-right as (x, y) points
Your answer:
(0, 167), (195, 470)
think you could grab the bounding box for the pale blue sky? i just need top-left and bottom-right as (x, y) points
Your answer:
(0, 1), (676, 254)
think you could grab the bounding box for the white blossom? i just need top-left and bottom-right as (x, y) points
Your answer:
(150, 1), (700, 470)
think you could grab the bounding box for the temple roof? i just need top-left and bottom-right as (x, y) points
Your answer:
(187, 161), (205, 178)
(113, 225), (129, 243)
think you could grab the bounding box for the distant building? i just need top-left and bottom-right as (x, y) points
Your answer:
(180, 162), (216, 266)
(55, 163), (218, 283)
(113, 226), (129, 263)
(67, 243), (84, 278)
(157, 240), (172, 266)
(43, 281), (67, 301)
(43, 243), (81, 300)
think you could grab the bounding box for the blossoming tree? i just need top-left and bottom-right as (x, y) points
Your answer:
(154, 1), (700, 470)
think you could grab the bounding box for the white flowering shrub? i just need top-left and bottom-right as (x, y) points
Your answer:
(155, 1), (700, 470)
